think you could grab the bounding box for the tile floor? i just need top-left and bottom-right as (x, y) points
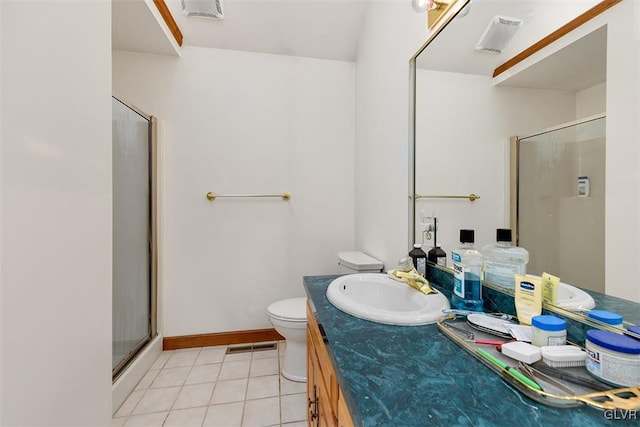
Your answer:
(113, 342), (307, 427)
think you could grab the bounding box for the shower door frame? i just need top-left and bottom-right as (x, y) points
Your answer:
(112, 94), (158, 380)
(509, 113), (606, 242)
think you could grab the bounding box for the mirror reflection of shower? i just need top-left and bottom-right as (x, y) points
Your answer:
(515, 114), (605, 293)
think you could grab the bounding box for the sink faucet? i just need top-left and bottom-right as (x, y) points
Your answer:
(391, 257), (435, 295)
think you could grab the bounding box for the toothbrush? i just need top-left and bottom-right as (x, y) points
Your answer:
(476, 348), (542, 391)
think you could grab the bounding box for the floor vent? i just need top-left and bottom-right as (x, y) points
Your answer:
(225, 342), (278, 354)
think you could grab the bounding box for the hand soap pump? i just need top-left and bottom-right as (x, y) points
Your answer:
(451, 229), (484, 311)
(409, 244), (427, 277)
(427, 217), (446, 267)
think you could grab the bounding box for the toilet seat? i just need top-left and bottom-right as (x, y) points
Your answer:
(267, 297), (307, 322)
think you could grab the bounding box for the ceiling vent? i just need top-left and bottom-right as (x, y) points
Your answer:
(475, 15), (523, 53)
(180, 0), (224, 20)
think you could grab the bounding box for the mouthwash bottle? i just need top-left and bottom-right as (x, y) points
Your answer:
(451, 229), (484, 311)
(409, 243), (427, 276)
(481, 228), (529, 290)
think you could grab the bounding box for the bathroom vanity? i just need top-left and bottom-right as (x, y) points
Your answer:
(304, 275), (634, 427)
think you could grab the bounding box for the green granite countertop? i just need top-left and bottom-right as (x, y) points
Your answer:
(304, 275), (636, 427)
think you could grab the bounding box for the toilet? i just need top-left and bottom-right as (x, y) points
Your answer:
(267, 297), (308, 382)
(267, 251), (383, 382)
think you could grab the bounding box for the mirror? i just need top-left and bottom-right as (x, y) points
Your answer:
(410, 0), (640, 327)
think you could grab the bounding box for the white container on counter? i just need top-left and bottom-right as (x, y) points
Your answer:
(585, 329), (640, 387)
(531, 315), (567, 347)
(587, 310), (623, 328)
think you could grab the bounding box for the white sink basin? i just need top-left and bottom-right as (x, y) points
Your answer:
(526, 275), (595, 311)
(326, 273), (450, 326)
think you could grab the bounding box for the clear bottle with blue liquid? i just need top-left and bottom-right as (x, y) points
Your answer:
(451, 229), (484, 311)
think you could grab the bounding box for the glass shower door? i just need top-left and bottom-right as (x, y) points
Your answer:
(517, 115), (605, 293)
(112, 96), (154, 376)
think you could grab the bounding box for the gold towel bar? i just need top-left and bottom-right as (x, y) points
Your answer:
(415, 193), (480, 202)
(206, 192), (291, 201)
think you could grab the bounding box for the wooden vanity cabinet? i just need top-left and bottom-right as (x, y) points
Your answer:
(307, 301), (354, 427)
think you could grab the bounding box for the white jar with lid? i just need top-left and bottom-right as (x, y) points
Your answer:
(585, 329), (640, 387)
(588, 310), (623, 328)
(531, 315), (567, 347)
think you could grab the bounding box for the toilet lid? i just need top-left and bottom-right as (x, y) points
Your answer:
(268, 297), (307, 321)
(338, 251), (383, 271)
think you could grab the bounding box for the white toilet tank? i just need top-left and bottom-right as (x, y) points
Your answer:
(337, 251), (383, 274)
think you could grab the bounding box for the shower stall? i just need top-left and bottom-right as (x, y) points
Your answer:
(513, 114), (605, 293)
(112, 95), (158, 379)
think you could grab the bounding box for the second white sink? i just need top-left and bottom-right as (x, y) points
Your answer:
(326, 273), (450, 326)
(525, 275), (596, 311)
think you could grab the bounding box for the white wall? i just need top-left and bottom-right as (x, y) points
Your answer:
(113, 47), (355, 336)
(0, 1), (112, 425)
(576, 82), (606, 118)
(414, 70), (577, 255)
(353, 2), (429, 268)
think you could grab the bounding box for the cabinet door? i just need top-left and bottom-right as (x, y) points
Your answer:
(338, 390), (354, 427)
(307, 301), (350, 427)
(317, 375), (335, 427)
(307, 327), (319, 426)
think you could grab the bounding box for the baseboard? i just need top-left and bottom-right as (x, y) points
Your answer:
(163, 328), (284, 350)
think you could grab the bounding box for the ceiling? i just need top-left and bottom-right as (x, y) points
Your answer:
(497, 25), (606, 91)
(415, 0), (606, 91)
(113, 0), (368, 62)
(112, 0), (181, 56)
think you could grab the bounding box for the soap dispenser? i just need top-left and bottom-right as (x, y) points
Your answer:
(409, 244), (427, 277)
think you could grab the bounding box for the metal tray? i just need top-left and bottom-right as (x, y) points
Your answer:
(437, 314), (640, 411)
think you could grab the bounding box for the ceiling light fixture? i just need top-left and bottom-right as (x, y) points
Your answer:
(475, 15), (523, 53)
(412, 0), (457, 29)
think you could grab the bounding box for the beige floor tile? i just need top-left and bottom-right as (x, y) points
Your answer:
(224, 351), (252, 362)
(123, 411), (168, 427)
(195, 347), (227, 365)
(175, 347), (202, 352)
(249, 358), (279, 377)
(150, 366), (190, 388)
(203, 401), (244, 426)
(280, 393), (306, 424)
(164, 406), (208, 427)
(164, 350), (200, 368)
(114, 389), (145, 418)
(282, 421), (307, 427)
(246, 375), (279, 400)
(185, 363), (221, 385)
(134, 369), (159, 391)
(210, 378), (248, 404)
(149, 351), (173, 370)
(218, 360), (251, 380)
(242, 396), (280, 427)
(252, 348), (279, 360)
(280, 375), (306, 395)
(173, 382), (215, 410)
(132, 387), (181, 415)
